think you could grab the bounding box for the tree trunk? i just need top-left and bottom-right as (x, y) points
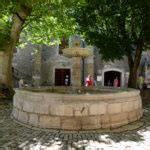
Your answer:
(1, 5), (31, 98)
(128, 38), (143, 88)
(128, 64), (139, 88)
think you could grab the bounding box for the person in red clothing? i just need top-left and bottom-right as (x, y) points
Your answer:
(85, 74), (93, 87)
(113, 77), (119, 87)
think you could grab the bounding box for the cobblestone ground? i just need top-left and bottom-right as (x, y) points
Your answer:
(0, 90), (150, 150)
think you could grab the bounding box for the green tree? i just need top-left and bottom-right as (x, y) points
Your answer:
(0, 1), (32, 98)
(0, 0), (79, 97)
(76, 0), (150, 88)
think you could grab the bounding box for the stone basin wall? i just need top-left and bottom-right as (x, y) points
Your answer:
(12, 88), (143, 130)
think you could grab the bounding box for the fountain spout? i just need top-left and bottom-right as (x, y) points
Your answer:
(62, 42), (92, 87)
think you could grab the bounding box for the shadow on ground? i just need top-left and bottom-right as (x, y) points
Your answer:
(0, 89), (150, 149)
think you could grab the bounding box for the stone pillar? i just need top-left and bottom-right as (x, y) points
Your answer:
(72, 57), (81, 87)
(32, 46), (41, 87)
(85, 55), (94, 80)
(0, 52), (9, 85)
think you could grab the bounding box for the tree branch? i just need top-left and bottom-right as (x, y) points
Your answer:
(131, 15), (137, 41)
(15, 12), (25, 23)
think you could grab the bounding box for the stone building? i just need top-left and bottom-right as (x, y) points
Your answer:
(94, 48), (129, 87)
(12, 34), (150, 88)
(12, 35), (94, 87)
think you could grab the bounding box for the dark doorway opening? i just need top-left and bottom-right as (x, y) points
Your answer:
(55, 69), (70, 86)
(104, 71), (121, 87)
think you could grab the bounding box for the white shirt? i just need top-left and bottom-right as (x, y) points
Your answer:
(19, 79), (24, 88)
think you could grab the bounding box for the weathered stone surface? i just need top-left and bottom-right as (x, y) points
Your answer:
(110, 113), (128, 128)
(33, 103), (49, 114)
(39, 115), (61, 128)
(61, 117), (81, 130)
(64, 105), (74, 116)
(23, 101), (34, 112)
(89, 103), (107, 115)
(74, 105), (88, 116)
(82, 116), (101, 130)
(72, 57), (81, 87)
(134, 100), (140, 109)
(13, 89), (142, 130)
(27, 94), (44, 102)
(128, 110), (138, 122)
(122, 101), (134, 112)
(111, 121), (127, 128)
(12, 107), (19, 119)
(18, 110), (29, 123)
(139, 98), (142, 108)
(0, 52), (10, 84)
(13, 95), (18, 107)
(110, 113), (128, 123)
(29, 113), (39, 127)
(50, 105), (73, 116)
(101, 114), (110, 129)
(13, 97), (23, 110)
(108, 103), (122, 114)
(140, 109), (143, 117)
(50, 105), (63, 116)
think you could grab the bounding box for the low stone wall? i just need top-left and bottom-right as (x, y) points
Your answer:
(12, 88), (143, 130)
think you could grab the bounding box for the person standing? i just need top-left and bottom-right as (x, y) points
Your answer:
(19, 78), (24, 88)
(85, 74), (93, 87)
(138, 75), (144, 90)
(64, 75), (69, 86)
(113, 77), (119, 87)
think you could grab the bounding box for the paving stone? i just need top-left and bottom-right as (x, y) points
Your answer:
(63, 134), (69, 141)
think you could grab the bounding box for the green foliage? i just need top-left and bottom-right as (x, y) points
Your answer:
(0, 0), (82, 49)
(0, 1), (13, 50)
(75, 0), (150, 61)
(0, 14), (11, 49)
(20, 2), (78, 46)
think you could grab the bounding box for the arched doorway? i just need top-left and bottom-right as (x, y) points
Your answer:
(55, 69), (70, 86)
(104, 71), (121, 86)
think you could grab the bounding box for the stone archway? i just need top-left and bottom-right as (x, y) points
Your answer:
(104, 71), (121, 86)
(102, 68), (125, 87)
(55, 68), (70, 86)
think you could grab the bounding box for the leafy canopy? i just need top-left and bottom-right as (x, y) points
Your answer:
(0, 0), (85, 49)
(75, 0), (150, 61)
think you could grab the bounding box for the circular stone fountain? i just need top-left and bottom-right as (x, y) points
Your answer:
(12, 87), (142, 130)
(12, 42), (143, 130)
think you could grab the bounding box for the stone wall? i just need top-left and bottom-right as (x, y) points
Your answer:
(42, 45), (72, 85)
(10, 37), (150, 88)
(0, 51), (10, 85)
(12, 35), (93, 86)
(12, 44), (33, 84)
(12, 88), (142, 130)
